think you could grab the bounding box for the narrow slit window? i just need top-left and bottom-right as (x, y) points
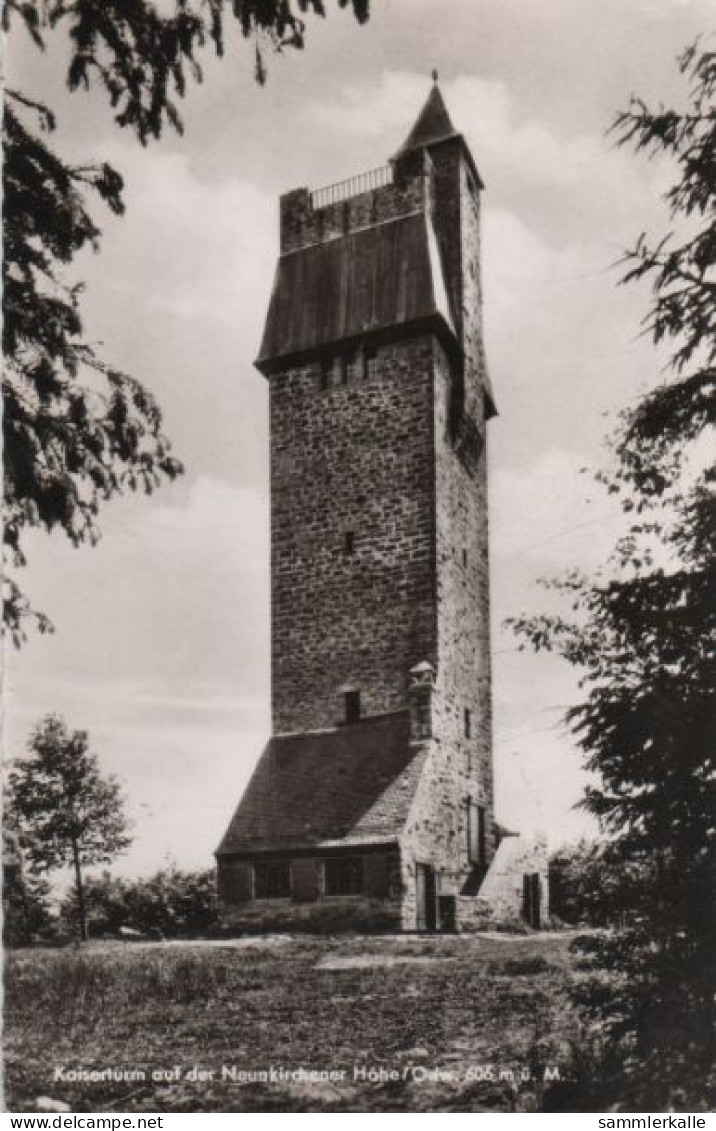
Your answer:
(319, 357), (332, 390)
(467, 802), (487, 866)
(464, 708), (472, 739)
(344, 531), (355, 555)
(340, 352), (353, 385)
(462, 548), (468, 567)
(363, 344), (377, 381)
(344, 691), (361, 725)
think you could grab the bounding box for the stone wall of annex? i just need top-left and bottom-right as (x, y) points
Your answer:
(218, 849), (403, 934)
(459, 835), (551, 931)
(221, 896), (402, 934)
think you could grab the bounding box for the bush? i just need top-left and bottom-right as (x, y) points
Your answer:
(60, 866), (218, 939)
(2, 865), (55, 946)
(549, 839), (654, 928)
(572, 926), (715, 1111)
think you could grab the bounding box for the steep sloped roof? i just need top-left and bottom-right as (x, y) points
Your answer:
(395, 83), (459, 156)
(256, 212), (456, 370)
(394, 82), (484, 190)
(216, 712), (428, 855)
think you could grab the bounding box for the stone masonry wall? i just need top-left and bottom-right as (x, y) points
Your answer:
(399, 737), (466, 931)
(459, 160), (486, 422)
(219, 849), (403, 934)
(270, 334), (438, 734)
(398, 342), (493, 929)
(398, 143), (495, 931)
(433, 343), (494, 844)
(459, 835), (551, 931)
(279, 149), (427, 255)
(430, 142), (463, 338)
(221, 896), (402, 935)
(433, 138), (494, 873)
(430, 139), (486, 421)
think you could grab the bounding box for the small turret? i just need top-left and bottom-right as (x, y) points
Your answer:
(409, 661), (437, 742)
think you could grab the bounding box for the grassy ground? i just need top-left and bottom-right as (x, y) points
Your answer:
(4, 932), (588, 1113)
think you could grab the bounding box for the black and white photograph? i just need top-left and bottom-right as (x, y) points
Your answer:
(3, 0), (714, 1117)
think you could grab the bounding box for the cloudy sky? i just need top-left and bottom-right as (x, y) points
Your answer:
(5, 0), (710, 878)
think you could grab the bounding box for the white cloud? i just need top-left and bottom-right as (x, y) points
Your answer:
(5, 475), (273, 878)
(10, 18), (701, 874)
(6, 475), (270, 729)
(491, 446), (623, 570)
(482, 207), (595, 339)
(85, 144), (275, 330)
(305, 70), (668, 231)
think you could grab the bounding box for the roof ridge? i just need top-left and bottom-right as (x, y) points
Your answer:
(272, 709), (410, 741)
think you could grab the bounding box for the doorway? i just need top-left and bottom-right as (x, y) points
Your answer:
(416, 864), (438, 931)
(522, 872), (542, 929)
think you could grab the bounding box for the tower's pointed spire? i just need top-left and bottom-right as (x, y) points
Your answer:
(395, 80), (459, 157)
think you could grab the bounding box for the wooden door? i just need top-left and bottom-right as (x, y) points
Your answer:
(416, 864), (437, 931)
(522, 872), (542, 929)
(531, 873), (542, 929)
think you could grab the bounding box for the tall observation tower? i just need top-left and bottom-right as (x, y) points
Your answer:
(217, 82), (547, 933)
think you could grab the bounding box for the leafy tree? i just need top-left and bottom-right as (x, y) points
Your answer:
(510, 43), (715, 1110)
(549, 839), (655, 928)
(8, 714), (132, 941)
(3, 0), (369, 644)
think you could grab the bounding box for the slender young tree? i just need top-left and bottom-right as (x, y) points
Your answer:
(3, 0), (370, 643)
(510, 42), (715, 1109)
(8, 715), (132, 941)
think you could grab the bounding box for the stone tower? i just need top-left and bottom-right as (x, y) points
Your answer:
(217, 83), (546, 932)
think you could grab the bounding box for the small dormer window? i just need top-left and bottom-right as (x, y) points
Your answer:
(344, 691), (361, 725)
